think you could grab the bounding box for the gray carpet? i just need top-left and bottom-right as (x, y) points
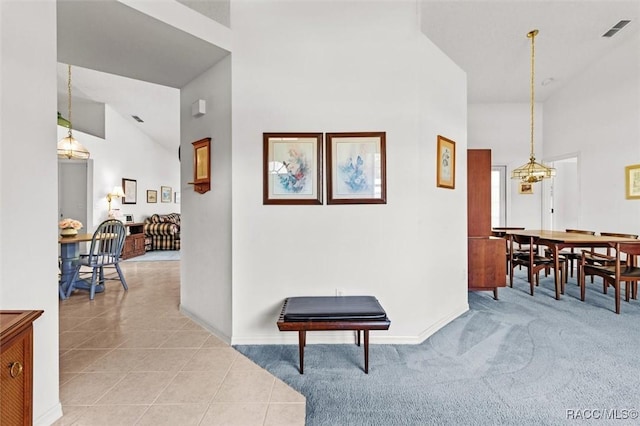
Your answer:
(123, 250), (180, 262)
(235, 270), (640, 425)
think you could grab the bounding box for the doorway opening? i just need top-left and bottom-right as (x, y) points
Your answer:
(542, 155), (579, 231)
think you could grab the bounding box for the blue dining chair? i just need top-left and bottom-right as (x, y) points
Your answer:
(65, 219), (128, 300)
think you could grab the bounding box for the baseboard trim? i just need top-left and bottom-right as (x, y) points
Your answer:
(231, 303), (469, 346)
(34, 402), (63, 426)
(179, 304), (231, 345)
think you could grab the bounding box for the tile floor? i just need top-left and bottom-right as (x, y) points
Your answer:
(55, 260), (305, 425)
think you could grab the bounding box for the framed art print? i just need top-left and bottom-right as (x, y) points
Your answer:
(326, 132), (386, 204)
(436, 135), (456, 189)
(519, 182), (533, 194)
(122, 178), (137, 204)
(625, 164), (640, 199)
(147, 190), (157, 203)
(263, 132), (323, 205)
(161, 186), (172, 203)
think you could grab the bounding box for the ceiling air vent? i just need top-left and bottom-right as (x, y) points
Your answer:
(132, 115), (144, 123)
(602, 20), (631, 37)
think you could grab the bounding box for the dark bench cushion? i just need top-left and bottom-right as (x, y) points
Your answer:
(283, 296), (387, 321)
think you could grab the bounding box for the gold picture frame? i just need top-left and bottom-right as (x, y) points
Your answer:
(519, 182), (533, 194)
(189, 137), (211, 194)
(436, 135), (455, 189)
(625, 164), (640, 199)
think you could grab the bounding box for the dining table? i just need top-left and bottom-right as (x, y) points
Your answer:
(58, 233), (105, 299)
(505, 229), (640, 300)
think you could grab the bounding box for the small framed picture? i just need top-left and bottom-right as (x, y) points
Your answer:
(161, 186), (172, 203)
(147, 190), (157, 203)
(174, 192), (180, 203)
(436, 135), (456, 189)
(519, 182), (533, 194)
(124, 214), (134, 223)
(625, 164), (640, 199)
(122, 178), (137, 204)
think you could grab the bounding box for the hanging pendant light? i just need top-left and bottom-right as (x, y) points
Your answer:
(57, 64), (90, 160)
(511, 29), (555, 183)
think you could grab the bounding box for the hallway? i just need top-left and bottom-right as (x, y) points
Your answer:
(55, 260), (305, 425)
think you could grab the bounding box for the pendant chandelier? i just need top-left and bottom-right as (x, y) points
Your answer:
(57, 64), (90, 160)
(511, 29), (555, 183)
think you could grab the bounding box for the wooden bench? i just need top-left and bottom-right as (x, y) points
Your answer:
(277, 296), (390, 374)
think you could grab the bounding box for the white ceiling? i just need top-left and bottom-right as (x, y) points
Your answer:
(56, 0), (229, 151)
(57, 1), (640, 150)
(421, 0), (640, 103)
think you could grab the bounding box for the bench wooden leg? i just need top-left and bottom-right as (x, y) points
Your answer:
(298, 330), (306, 374)
(364, 329), (369, 374)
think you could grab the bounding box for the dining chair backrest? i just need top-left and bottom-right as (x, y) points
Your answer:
(566, 229), (596, 235)
(599, 233), (638, 256)
(615, 242), (640, 268)
(600, 232), (639, 239)
(86, 219), (126, 267)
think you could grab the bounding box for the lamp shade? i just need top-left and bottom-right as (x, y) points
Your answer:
(57, 135), (90, 160)
(511, 157), (556, 183)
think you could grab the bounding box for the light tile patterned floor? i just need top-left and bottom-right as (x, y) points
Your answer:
(54, 261), (305, 425)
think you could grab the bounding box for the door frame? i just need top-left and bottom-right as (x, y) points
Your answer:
(542, 152), (580, 231)
(58, 158), (94, 231)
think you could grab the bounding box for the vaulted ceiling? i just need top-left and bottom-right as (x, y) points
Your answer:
(57, 1), (639, 150)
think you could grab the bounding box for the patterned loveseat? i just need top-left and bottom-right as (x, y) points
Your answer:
(144, 213), (181, 251)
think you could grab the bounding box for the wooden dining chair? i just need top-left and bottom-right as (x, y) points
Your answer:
(544, 229), (595, 284)
(579, 242), (640, 314)
(65, 219), (128, 300)
(491, 227), (525, 270)
(582, 232), (639, 293)
(509, 234), (564, 296)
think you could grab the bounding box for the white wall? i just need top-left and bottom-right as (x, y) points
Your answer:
(544, 32), (640, 235)
(180, 55), (233, 341)
(230, 1), (468, 344)
(57, 106), (181, 231)
(468, 103), (545, 229)
(0, 1), (62, 424)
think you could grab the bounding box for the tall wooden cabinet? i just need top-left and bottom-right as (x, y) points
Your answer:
(1, 310), (43, 425)
(467, 149), (506, 299)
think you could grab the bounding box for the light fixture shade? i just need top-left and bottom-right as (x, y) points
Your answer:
(111, 186), (125, 198)
(57, 135), (90, 159)
(511, 157), (556, 183)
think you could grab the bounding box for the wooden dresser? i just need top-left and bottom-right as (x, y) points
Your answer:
(1, 310), (43, 425)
